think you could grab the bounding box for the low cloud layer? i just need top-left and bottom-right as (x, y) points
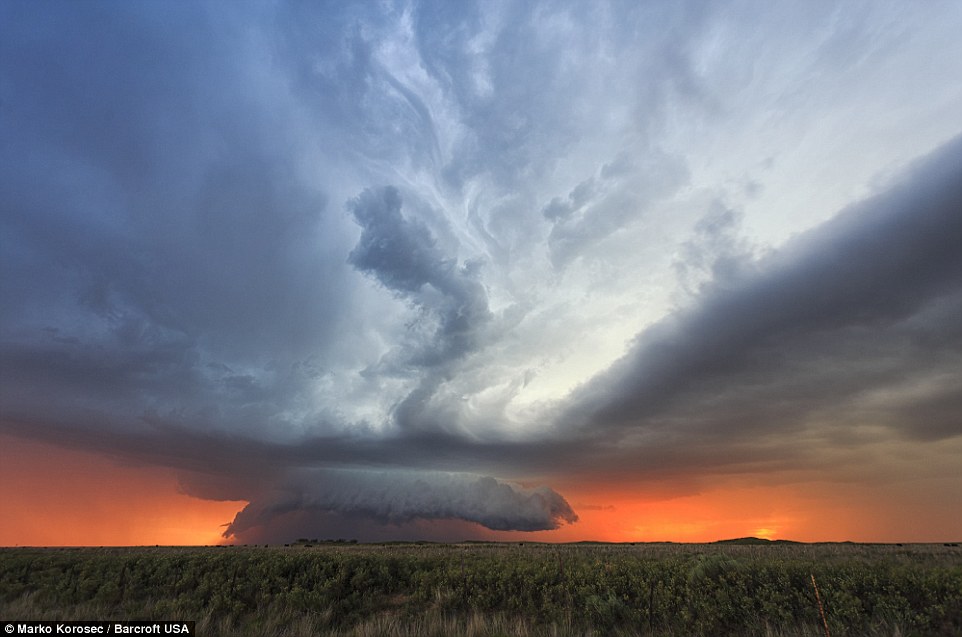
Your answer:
(223, 470), (577, 542)
(2, 1), (961, 542)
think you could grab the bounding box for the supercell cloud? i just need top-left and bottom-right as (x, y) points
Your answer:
(224, 470), (577, 542)
(1, 0), (961, 542)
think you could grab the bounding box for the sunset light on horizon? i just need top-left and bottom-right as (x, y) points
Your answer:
(2, 1), (961, 547)
(3, 433), (959, 546)
(0, 435), (243, 547)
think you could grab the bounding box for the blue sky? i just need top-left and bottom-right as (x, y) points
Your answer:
(2, 0), (961, 542)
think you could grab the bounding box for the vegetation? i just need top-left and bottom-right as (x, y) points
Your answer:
(2, 542), (960, 636)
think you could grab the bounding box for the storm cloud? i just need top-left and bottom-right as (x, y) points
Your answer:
(348, 185), (491, 372)
(569, 135), (962, 436)
(2, 1), (961, 543)
(224, 470), (577, 542)
(537, 134), (962, 488)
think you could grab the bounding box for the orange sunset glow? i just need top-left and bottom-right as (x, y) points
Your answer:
(4, 429), (958, 546)
(491, 482), (958, 545)
(0, 435), (243, 547)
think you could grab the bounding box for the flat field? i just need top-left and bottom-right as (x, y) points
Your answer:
(2, 542), (960, 636)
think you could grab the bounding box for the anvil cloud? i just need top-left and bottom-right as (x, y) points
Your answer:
(1, 0), (961, 543)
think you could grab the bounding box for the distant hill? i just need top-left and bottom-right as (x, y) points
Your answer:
(713, 537), (802, 545)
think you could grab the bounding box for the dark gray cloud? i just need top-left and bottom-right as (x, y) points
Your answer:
(346, 186), (494, 436)
(673, 202), (763, 297)
(223, 469), (577, 542)
(348, 186), (491, 370)
(557, 133), (962, 475)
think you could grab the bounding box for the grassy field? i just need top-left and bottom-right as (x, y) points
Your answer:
(2, 542), (960, 636)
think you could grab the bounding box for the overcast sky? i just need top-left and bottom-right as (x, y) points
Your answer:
(2, 0), (961, 543)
